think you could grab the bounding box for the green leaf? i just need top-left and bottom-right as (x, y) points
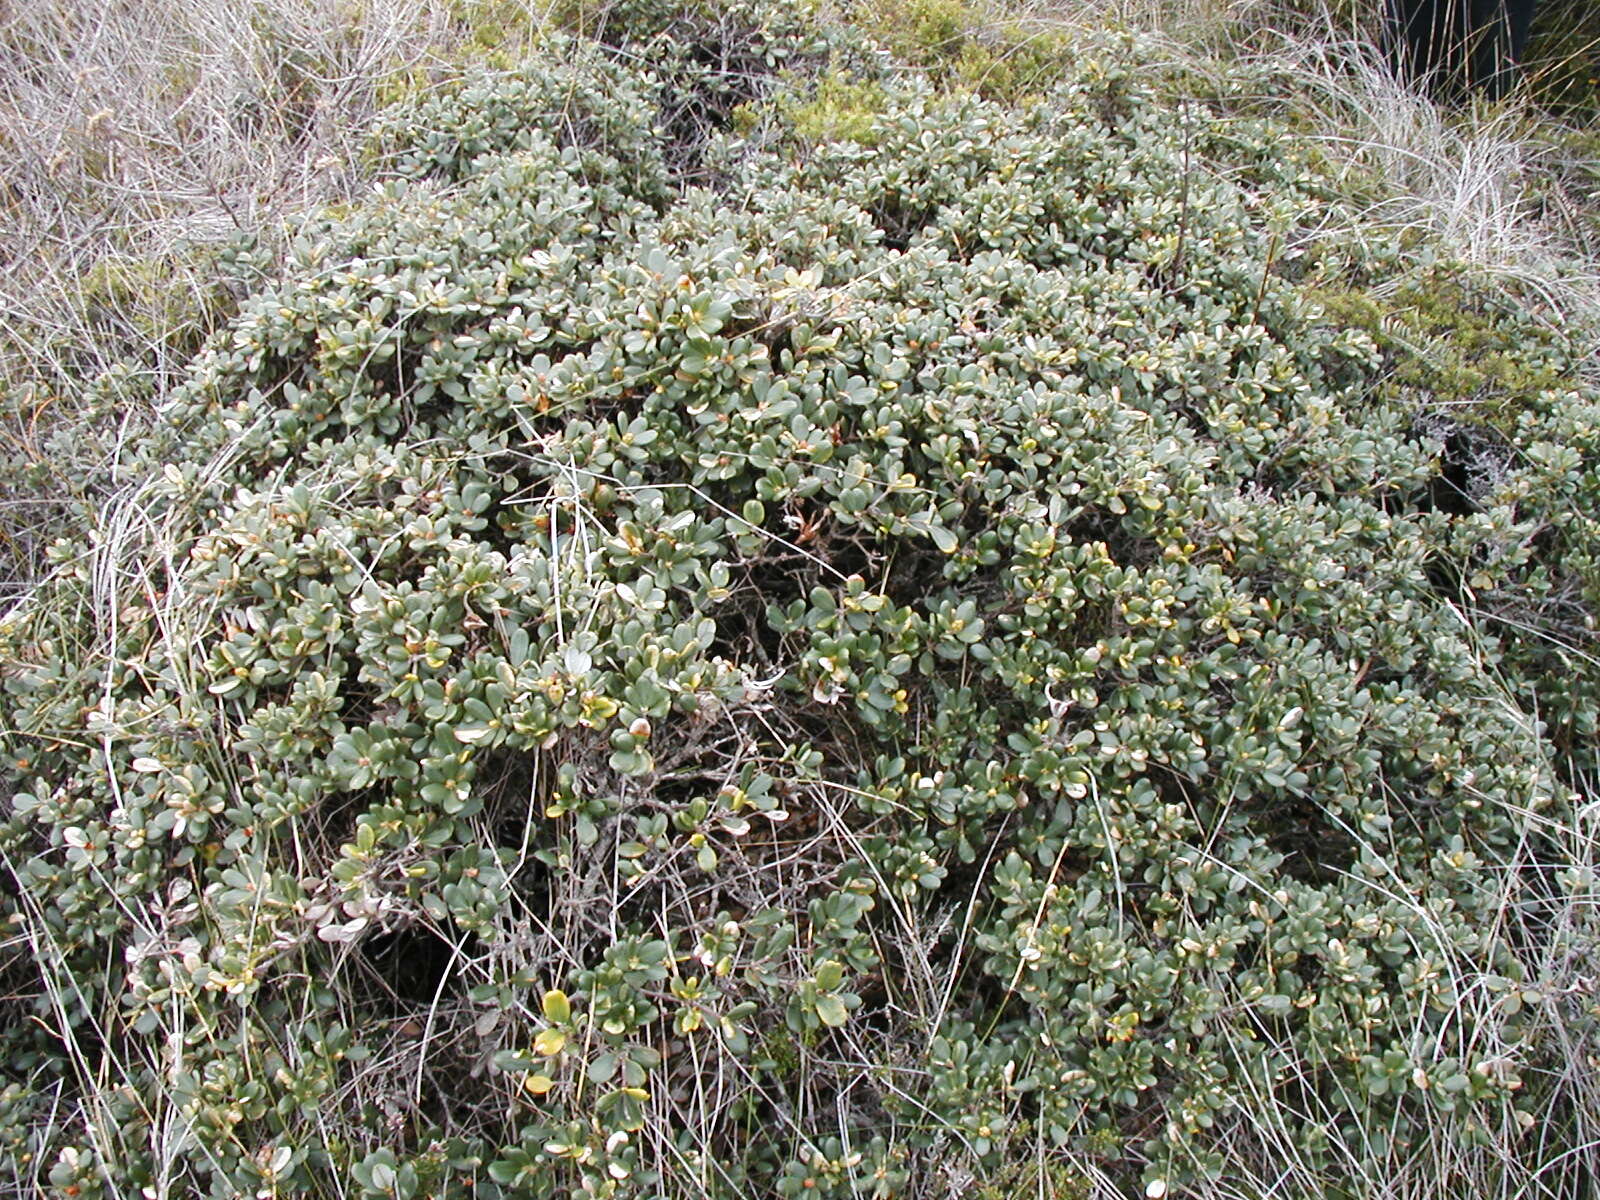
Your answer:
(543, 989), (571, 1023)
(814, 994), (849, 1028)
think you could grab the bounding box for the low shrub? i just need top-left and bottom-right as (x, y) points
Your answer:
(3, 15), (1598, 1199)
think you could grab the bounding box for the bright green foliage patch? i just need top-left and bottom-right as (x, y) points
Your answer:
(3, 19), (1600, 1200)
(865, 0), (1087, 102)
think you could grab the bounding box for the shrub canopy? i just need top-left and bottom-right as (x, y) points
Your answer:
(4, 20), (1600, 1200)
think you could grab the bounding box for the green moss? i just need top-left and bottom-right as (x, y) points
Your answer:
(882, 0), (969, 62)
(447, 0), (543, 64)
(854, 0), (1078, 103)
(780, 72), (888, 144)
(975, 1150), (1092, 1200)
(550, 0), (726, 44)
(1310, 269), (1575, 419)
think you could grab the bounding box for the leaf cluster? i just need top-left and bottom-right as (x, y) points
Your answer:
(4, 11), (1600, 1199)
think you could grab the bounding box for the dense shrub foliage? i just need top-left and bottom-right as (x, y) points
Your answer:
(4, 18), (1600, 1199)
